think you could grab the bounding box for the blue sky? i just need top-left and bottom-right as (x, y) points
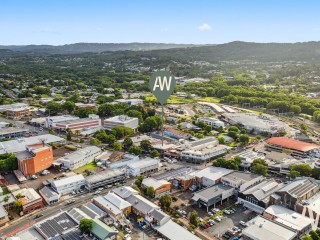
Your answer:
(1, 0), (320, 45)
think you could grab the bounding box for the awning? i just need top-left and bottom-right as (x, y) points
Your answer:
(191, 195), (200, 202)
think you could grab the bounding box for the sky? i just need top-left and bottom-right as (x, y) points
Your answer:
(1, 0), (320, 45)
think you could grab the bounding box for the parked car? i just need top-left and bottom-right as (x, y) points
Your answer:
(125, 228), (132, 234)
(208, 212), (213, 216)
(240, 221), (247, 227)
(34, 214), (44, 219)
(215, 216), (222, 222)
(31, 175), (38, 179)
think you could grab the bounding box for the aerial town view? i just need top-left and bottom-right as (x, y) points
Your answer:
(1, 1), (320, 240)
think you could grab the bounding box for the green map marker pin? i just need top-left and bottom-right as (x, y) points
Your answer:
(149, 71), (176, 105)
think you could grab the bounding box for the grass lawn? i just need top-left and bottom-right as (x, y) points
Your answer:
(195, 97), (220, 103)
(40, 94), (50, 98)
(146, 96), (195, 104)
(75, 162), (97, 172)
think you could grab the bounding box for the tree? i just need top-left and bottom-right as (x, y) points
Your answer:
(150, 149), (160, 158)
(140, 140), (152, 151)
(46, 101), (62, 116)
(189, 210), (199, 226)
(63, 101), (75, 114)
(218, 137), (226, 144)
(79, 218), (93, 233)
(123, 137), (133, 150)
(105, 134), (116, 145)
(239, 134), (249, 144)
(90, 138), (101, 146)
(204, 125), (212, 134)
(13, 199), (22, 214)
(97, 103), (115, 117)
(3, 195), (10, 211)
(251, 163), (268, 176)
(135, 175), (145, 188)
(74, 108), (97, 118)
(228, 126), (239, 133)
(111, 126), (134, 139)
(146, 186), (155, 198)
(49, 129), (55, 135)
(132, 185), (141, 194)
(310, 231), (320, 240)
(127, 110), (143, 124)
(113, 141), (122, 151)
(75, 130), (81, 136)
(302, 236), (313, 240)
(15, 193), (24, 199)
(278, 129), (287, 136)
(289, 164), (313, 177)
(195, 133), (205, 139)
(129, 146), (142, 156)
(0, 153), (18, 171)
(227, 131), (238, 139)
(66, 130), (72, 141)
(288, 170), (300, 179)
(159, 194), (172, 210)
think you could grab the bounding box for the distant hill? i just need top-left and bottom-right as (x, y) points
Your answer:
(0, 42), (202, 54)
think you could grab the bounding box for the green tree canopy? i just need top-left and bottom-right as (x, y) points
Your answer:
(79, 218), (93, 233)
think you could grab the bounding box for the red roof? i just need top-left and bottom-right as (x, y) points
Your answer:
(266, 137), (320, 152)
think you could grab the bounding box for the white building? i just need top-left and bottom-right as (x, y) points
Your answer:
(39, 186), (61, 205)
(127, 158), (160, 177)
(221, 171), (264, 192)
(192, 166), (234, 187)
(54, 146), (101, 170)
(197, 117), (225, 129)
(51, 174), (86, 195)
(114, 99), (143, 106)
(180, 145), (229, 163)
(107, 154), (139, 169)
(104, 115), (139, 131)
(45, 115), (79, 128)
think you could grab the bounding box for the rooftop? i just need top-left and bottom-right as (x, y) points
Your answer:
(277, 178), (319, 198)
(39, 186), (59, 199)
(193, 183), (234, 201)
(104, 115), (138, 123)
(0, 127), (28, 135)
(91, 218), (117, 240)
(126, 194), (159, 214)
(153, 167), (195, 181)
(55, 146), (101, 164)
(0, 205), (7, 218)
(85, 168), (124, 184)
(12, 188), (41, 206)
(243, 216), (297, 240)
(193, 166), (234, 180)
(127, 158), (159, 169)
(266, 137), (320, 152)
(112, 186), (139, 199)
(142, 178), (170, 190)
(52, 174), (85, 188)
(222, 171), (261, 182)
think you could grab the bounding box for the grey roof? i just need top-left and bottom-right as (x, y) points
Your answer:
(112, 186), (139, 199)
(153, 167), (194, 181)
(0, 204), (7, 218)
(0, 127), (28, 136)
(150, 209), (170, 223)
(15, 150), (33, 161)
(194, 184), (233, 201)
(223, 171), (261, 182)
(39, 186), (59, 198)
(80, 203), (107, 219)
(277, 178), (319, 198)
(68, 208), (90, 224)
(188, 137), (217, 148)
(85, 168), (124, 184)
(126, 194), (160, 214)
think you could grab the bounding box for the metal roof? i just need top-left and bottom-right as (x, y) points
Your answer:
(266, 137), (320, 152)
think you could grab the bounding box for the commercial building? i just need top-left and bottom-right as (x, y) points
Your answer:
(276, 178), (319, 210)
(127, 158), (160, 177)
(265, 137), (320, 158)
(39, 186), (60, 205)
(52, 114), (101, 132)
(114, 98), (143, 105)
(51, 174), (86, 195)
(6, 107), (30, 119)
(263, 205), (313, 235)
(16, 143), (53, 177)
(0, 103), (29, 112)
(198, 102), (225, 114)
(0, 127), (28, 139)
(45, 115), (80, 128)
(106, 154), (139, 169)
(142, 178), (171, 198)
(12, 188), (43, 214)
(104, 115), (139, 131)
(197, 117), (225, 128)
(192, 166), (234, 187)
(126, 194), (160, 217)
(222, 113), (287, 134)
(54, 146), (101, 170)
(242, 216), (297, 240)
(164, 127), (191, 140)
(181, 145), (229, 163)
(191, 183), (234, 211)
(221, 172), (264, 192)
(296, 191), (320, 226)
(91, 218), (118, 240)
(238, 180), (285, 214)
(85, 169), (126, 190)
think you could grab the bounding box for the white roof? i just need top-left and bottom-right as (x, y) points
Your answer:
(193, 166), (233, 180)
(142, 178), (170, 190)
(154, 219), (201, 240)
(112, 186), (139, 199)
(52, 174), (85, 188)
(104, 192), (131, 210)
(264, 205), (313, 231)
(127, 158), (159, 169)
(56, 146), (101, 164)
(243, 216), (296, 240)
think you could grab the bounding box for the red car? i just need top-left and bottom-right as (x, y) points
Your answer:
(205, 222), (211, 228)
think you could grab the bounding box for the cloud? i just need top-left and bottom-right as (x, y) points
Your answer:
(197, 23), (211, 31)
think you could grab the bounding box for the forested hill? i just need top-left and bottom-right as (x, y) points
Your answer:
(0, 42), (199, 54)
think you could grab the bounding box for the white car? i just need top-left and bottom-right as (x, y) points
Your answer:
(240, 221), (247, 226)
(208, 212), (213, 216)
(125, 228), (132, 234)
(214, 217), (222, 222)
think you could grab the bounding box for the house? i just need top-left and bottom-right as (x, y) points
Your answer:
(197, 117), (225, 129)
(221, 171), (264, 192)
(91, 218), (118, 240)
(191, 183), (234, 211)
(93, 192), (131, 220)
(142, 178), (171, 198)
(276, 178), (320, 210)
(192, 166), (234, 187)
(164, 127), (191, 140)
(242, 216), (297, 240)
(104, 115), (139, 131)
(12, 188), (43, 214)
(54, 146), (101, 170)
(39, 186), (60, 205)
(51, 174), (86, 195)
(85, 169), (126, 190)
(263, 205), (313, 235)
(238, 180), (285, 214)
(16, 143), (53, 177)
(52, 114), (102, 132)
(127, 158), (160, 177)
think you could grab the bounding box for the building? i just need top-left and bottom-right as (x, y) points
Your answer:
(126, 194), (160, 218)
(198, 102), (225, 114)
(52, 114), (101, 132)
(75, 102), (97, 109)
(104, 115), (139, 131)
(51, 174), (86, 195)
(16, 143), (53, 177)
(106, 154), (139, 169)
(238, 180), (285, 213)
(93, 192), (131, 220)
(0, 205), (9, 226)
(112, 186), (139, 199)
(54, 146), (101, 170)
(263, 205), (313, 235)
(221, 171), (264, 192)
(0, 127), (28, 139)
(222, 112), (287, 134)
(181, 145), (229, 163)
(12, 188), (43, 214)
(45, 115), (80, 128)
(142, 178), (171, 198)
(192, 166), (234, 187)
(0, 134), (64, 155)
(6, 107), (30, 119)
(242, 216), (297, 240)
(85, 169), (126, 190)
(114, 98), (143, 106)
(191, 183), (234, 211)
(91, 218), (118, 240)
(197, 117), (225, 129)
(0, 103), (29, 112)
(39, 186), (60, 205)
(127, 158), (160, 177)
(296, 191), (320, 226)
(164, 127), (192, 140)
(276, 178), (320, 210)
(265, 137), (320, 158)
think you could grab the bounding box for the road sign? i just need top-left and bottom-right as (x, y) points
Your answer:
(149, 71), (176, 105)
